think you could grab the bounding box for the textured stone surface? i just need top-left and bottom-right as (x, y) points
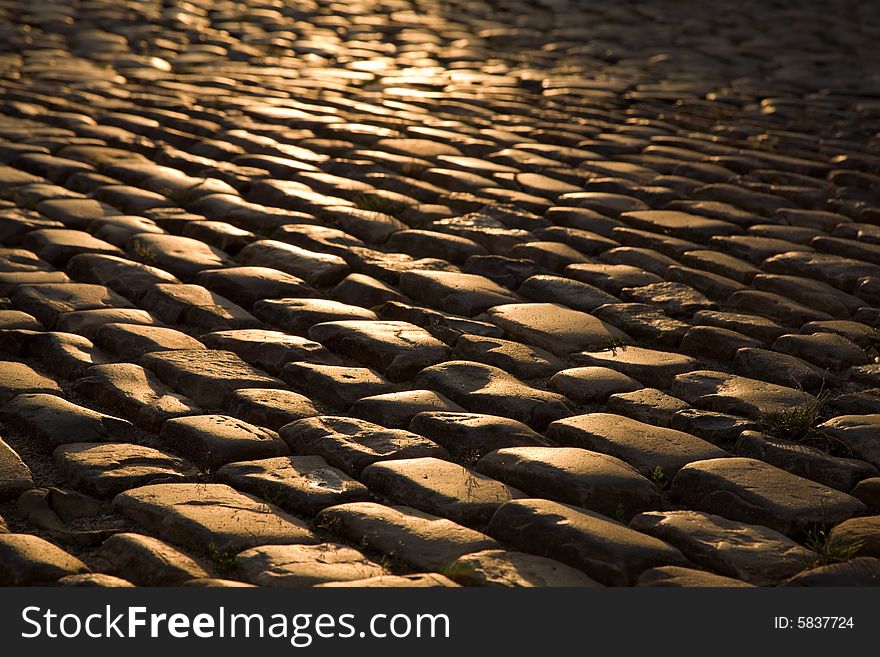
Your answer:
(488, 499), (687, 585)
(94, 533), (208, 586)
(361, 457), (525, 528)
(73, 363), (202, 432)
(55, 443), (197, 498)
(671, 458), (868, 536)
(547, 413), (727, 477)
(280, 416), (448, 476)
(309, 320), (450, 381)
(1, 393), (139, 448)
(0, 436), (34, 500)
(409, 411), (550, 459)
(477, 447), (660, 519)
(215, 455), (371, 517)
(0, 534), (89, 585)
(159, 415), (289, 470)
(482, 303), (631, 356)
(415, 361), (573, 429)
(317, 502), (498, 571)
(142, 350), (283, 408)
(630, 510), (811, 585)
(446, 549), (601, 587)
(114, 483), (318, 552)
(637, 566), (754, 588)
(236, 543), (384, 587)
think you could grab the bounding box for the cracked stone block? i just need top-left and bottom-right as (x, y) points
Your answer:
(309, 320), (450, 381)
(216, 455), (370, 517)
(547, 413), (726, 477)
(408, 411), (550, 459)
(73, 363), (202, 432)
(630, 510), (811, 585)
(141, 349), (283, 408)
(445, 549), (601, 587)
(488, 498), (687, 586)
(316, 502), (498, 571)
(237, 239), (349, 287)
(280, 416), (447, 476)
(203, 329), (342, 374)
(94, 532), (209, 586)
(159, 414), (289, 470)
(477, 446), (661, 519)
(54, 442), (198, 498)
(235, 543), (385, 587)
(415, 360), (573, 430)
(1, 393), (139, 448)
(114, 483), (318, 553)
(361, 457), (525, 528)
(671, 457), (868, 536)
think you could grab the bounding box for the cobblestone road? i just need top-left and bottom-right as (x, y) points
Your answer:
(0, 0), (879, 587)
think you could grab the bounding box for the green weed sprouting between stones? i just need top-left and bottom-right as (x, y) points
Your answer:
(803, 529), (863, 568)
(650, 465), (670, 492)
(759, 388), (832, 444)
(207, 544), (238, 576)
(604, 336), (629, 357)
(352, 193), (408, 218)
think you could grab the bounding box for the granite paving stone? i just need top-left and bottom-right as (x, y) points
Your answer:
(546, 413), (727, 477)
(630, 510), (811, 585)
(235, 543), (384, 587)
(54, 442), (198, 498)
(361, 457), (525, 528)
(215, 455), (371, 517)
(316, 502), (498, 571)
(114, 483), (318, 553)
(488, 499), (687, 586)
(159, 415), (289, 471)
(141, 349), (284, 409)
(670, 457), (868, 536)
(280, 416), (448, 477)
